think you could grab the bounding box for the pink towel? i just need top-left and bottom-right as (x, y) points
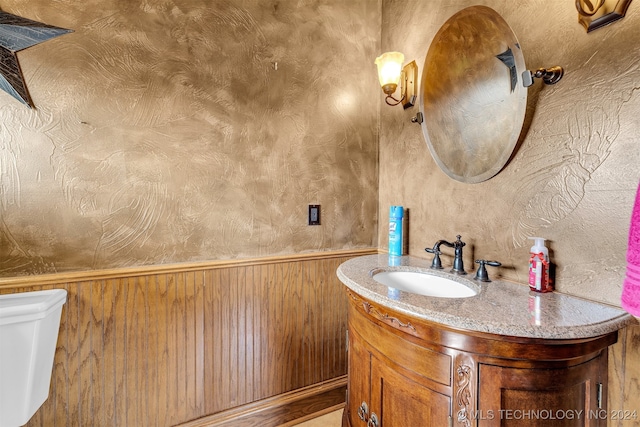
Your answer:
(621, 182), (640, 316)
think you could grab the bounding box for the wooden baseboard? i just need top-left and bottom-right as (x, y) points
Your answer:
(176, 376), (347, 427)
(277, 403), (345, 427)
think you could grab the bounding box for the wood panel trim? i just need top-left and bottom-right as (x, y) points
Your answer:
(6, 252), (356, 427)
(0, 248), (378, 288)
(176, 376), (347, 427)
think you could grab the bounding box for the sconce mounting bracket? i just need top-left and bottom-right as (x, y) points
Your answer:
(522, 66), (564, 88)
(401, 60), (418, 109)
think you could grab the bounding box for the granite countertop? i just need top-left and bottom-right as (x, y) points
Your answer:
(337, 254), (634, 340)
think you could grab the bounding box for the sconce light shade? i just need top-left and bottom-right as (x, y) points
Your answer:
(375, 52), (417, 109)
(375, 51), (404, 96)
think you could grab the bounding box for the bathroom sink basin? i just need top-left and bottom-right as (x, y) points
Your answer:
(372, 271), (477, 298)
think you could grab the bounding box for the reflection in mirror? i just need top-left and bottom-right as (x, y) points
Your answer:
(419, 6), (527, 184)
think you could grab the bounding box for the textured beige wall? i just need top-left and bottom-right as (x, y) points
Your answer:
(379, 0), (640, 307)
(0, 0), (380, 276)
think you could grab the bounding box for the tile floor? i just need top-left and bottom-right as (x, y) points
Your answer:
(295, 409), (343, 426)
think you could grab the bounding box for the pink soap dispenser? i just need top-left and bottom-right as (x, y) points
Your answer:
(528, 237), (552, 292)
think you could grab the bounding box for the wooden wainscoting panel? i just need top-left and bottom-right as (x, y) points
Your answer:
(621, 324), (640, 426)
(607, 323), (640, 427)
(608, 326), (626, 427)
(0, 249), (375, 427)
(322, 257), (349, 381)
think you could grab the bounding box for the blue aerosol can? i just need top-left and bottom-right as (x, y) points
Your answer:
(389, 206), (404, 256)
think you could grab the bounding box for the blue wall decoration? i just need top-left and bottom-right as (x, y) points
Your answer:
(0, 11), (72, 108)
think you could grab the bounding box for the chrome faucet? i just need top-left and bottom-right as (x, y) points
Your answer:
(425, 235), (467, 275)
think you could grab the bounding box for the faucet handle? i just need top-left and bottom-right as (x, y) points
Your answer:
(425, 247), (443, 269)
(474, 260), (502, 282)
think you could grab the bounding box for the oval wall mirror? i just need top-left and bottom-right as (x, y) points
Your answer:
(419, 6), (527, 183)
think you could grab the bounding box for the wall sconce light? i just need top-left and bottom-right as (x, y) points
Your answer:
(375, 52), (418, 109)
(576, 0), (632, 32)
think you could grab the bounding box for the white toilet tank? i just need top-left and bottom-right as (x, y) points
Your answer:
(0, 289), (67, 427)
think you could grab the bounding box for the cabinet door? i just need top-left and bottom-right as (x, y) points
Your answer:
(347, 329), (372, 426)
(478, 352), (606, 427)
(370, 356), (451, 427)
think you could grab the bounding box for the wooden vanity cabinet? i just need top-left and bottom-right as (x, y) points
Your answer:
(477, 354), (606, 427)
(347, 328), (451, 427)
(343, 290), (617, 427)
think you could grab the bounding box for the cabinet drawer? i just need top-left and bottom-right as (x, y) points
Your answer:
(350, 302), (451, 386)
